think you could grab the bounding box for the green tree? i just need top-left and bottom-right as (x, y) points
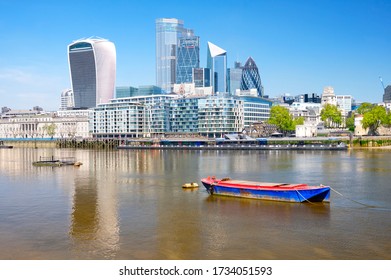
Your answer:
(43, 123), (57, 139)
(360, 105), (390, 135)
(346, 114), (355, 132)
(268, 105), (302, 134)
(357, 102), (374, 114)
(320, 104), (342, 127)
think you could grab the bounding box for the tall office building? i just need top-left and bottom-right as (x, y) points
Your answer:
(68, 37), (116, 109)
(192, 68), (211, 87)
(155, 18), (187, 93)
(383, 85), (391, 102)
(240, 57), (263, 97)
(207, 42), (227, 94)
(228, 61), (243, 95)
(176, 32), (200, 84)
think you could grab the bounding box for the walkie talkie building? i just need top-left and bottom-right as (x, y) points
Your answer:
(68, 37), (116, 109)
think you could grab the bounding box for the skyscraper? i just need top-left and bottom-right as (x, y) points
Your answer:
(207, 42), (227, 94)
(68, 37), (116, 109)
(383, 85), (391, 102)
(176, 32), (200, 84)
(227, 61), (243, 95)
(240, 57), (263, 97)
(156, 18), (186, 93)
(193, 68), (211, 87)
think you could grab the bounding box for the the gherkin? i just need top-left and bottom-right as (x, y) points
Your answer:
(240, 57), (263, 97)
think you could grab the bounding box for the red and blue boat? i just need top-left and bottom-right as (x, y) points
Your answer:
(201, 176), (330, 203)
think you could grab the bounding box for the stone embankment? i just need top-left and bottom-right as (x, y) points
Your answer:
(2, 136), (391, 150)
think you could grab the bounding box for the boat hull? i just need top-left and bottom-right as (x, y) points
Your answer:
(201, 178), (330, 203)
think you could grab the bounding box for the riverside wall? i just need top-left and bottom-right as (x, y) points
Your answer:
(2, 136), (391, 149)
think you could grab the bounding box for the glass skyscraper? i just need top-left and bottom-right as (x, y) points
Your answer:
(155, 18), (186, 93)
(240, 57), (263, 97)
(383, 85), (391, 102)
(227, 62), (243, 95)
(207, 42), (227, 94)
(192, 68), (211, 87)
(176, 33), (200, 84)
(68, 37), (116, 109)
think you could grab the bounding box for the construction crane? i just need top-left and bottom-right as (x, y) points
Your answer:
(379, 76), (385, 91)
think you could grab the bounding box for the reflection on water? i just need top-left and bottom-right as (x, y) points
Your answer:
(0, 148), (390, 259)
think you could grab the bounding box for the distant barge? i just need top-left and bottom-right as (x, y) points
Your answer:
(0, 140), (13, 149)
(32, 156), (82, 167)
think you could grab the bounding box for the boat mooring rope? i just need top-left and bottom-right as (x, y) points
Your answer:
(295, 190), (315, 204)
(330, 187), (374, 208)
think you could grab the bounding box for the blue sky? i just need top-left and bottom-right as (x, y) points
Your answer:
(0, 0), (390, 110)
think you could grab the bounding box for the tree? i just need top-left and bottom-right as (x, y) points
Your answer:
(268, 105), (302, 134)
(320, 104), (342, 127)
(357, 102), (374, 114)
(43, 123), (57, 139)
(360, 104), (390, 135)
(346, 113), (355, 132)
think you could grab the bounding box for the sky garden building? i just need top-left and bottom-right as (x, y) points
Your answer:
(68, 37), (116, 109)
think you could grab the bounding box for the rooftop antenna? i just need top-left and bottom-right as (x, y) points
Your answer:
(379, 76), (385, 91)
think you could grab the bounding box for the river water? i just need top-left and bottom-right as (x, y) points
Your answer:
(0, 147), (390, 260)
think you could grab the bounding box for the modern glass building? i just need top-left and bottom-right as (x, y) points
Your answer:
(176, 34), (200, 84)
(238, 96), (271, 127)
(198, 95), (244, 137)
(116, 86), (139, 99)
(227, 62), (243, 95)
(383, 85), (391, 102)
(169, 97), (199, 133)
(240, 57), (263, 97)
(192, 68), (211, 87)
(156, 18), (186, 93)
(207, 42), (227, 94)
(68, 37), (116, 109)
(90, 101), (145, 138)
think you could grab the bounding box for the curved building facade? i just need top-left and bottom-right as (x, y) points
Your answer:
(68, 38), (116, 109)
(240, 57), (263, 97)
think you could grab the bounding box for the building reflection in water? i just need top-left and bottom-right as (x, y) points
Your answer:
(69, 152), (120, 259)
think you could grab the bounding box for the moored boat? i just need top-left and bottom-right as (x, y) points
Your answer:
(201, 176), (330, 203)
(32, 156), (82, 167)
(0, 140), (13, 149)
(182, 182), (199, 189)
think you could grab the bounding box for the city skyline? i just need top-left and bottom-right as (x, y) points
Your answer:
(0, 0), (390, 110)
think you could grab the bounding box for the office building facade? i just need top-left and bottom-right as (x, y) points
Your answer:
(176, 34), (200, 84)
(383, 85), (391, 102)
(155, 18), (186, 93)
(207, 42), (227, 94)
(60, 89), (75, 110)
(240, 57), (263, 97)
(193, 68), (211, 87)
(68, 37), (116, 109)
(198, 95), (244, 137)
(228, 65), (243, 95)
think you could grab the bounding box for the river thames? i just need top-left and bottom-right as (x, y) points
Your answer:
(0, 147), (390, 260)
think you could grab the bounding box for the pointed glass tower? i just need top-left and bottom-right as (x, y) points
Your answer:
(240, 57), (263, 97)
(207, 42), (227, 94)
